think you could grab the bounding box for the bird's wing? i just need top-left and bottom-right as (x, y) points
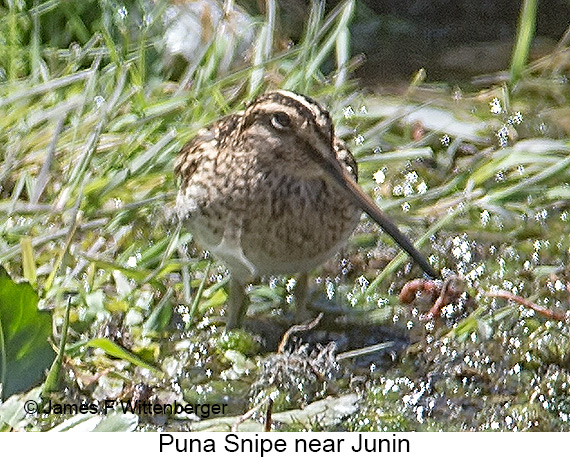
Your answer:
(174, 114), (241, 187)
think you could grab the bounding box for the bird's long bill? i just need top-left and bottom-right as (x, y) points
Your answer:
(324, 156), (438, 279)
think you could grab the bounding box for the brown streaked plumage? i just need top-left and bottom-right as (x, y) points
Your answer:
(175, 90), (437, 329)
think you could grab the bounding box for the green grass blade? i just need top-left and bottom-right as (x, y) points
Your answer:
(510, 0), (538, 84)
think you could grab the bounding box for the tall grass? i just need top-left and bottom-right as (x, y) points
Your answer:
(510, 0), (538, 84)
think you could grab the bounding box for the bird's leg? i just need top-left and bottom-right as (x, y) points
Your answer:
(293, 272), (311, 322)
(226, 276), (249, 330)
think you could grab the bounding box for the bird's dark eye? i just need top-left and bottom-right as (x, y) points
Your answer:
(271, 111), (292, 130)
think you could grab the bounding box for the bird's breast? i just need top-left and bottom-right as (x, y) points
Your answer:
(177, 170), (361, 279)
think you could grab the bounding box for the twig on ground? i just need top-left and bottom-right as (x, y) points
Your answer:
(487, 289), (569, 322)
(230, 395), (272, 432)
(277, 313), (323, 354)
